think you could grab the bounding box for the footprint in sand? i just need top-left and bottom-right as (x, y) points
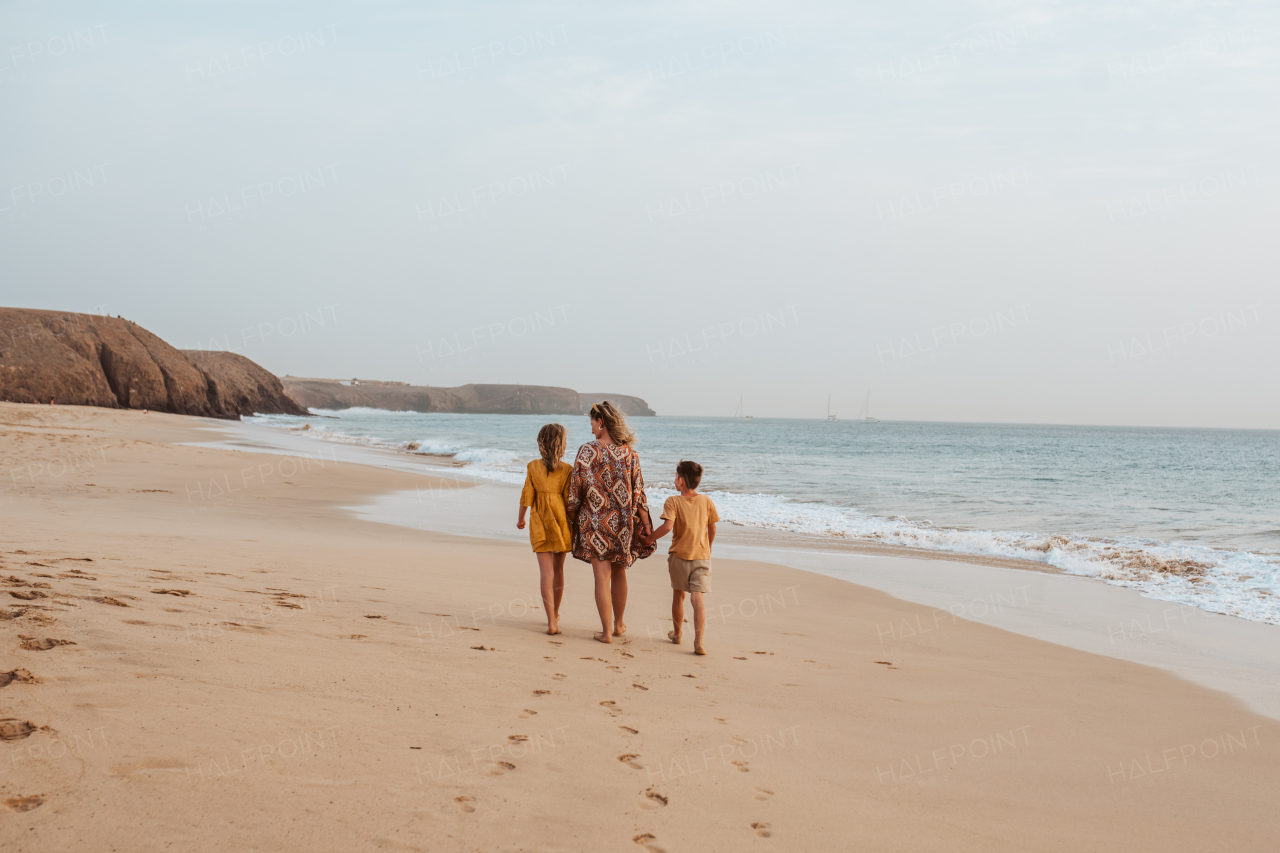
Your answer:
(471, 645), (495, 652)
(151, 589), (192, 597)
(732, 760), (750, 772)
(488, 760), (516, 775)
(532, 689), (551, 696)
(508, 735), (528, 743)
(754, 787), (774, 801)
(548, 640), (563, 646)
(617, 753), (643, 769)
(18, 637), (75, 651)
(619, 725), (638, 735)
(364, 615), (386, 620)
(341, 635), (366, 640)
(644, 789), (668, 806)
(734, 656), (748, 660)
(453, 795), (476, 813)
(632, 833), (666, 852)
(714, 717), (728, 725)
(551, 672), (567, 679)
(874, 661), (899, 669)
(3, 795), (43, 812)
(91, 597), (130, 607)
(518, 709), (538, 719)
(751, 821), (772, 837)
(0, 719), (38, 741)
(0, 669), (36, 688)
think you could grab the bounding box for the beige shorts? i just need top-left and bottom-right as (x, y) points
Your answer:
(668, 555), (712, 593)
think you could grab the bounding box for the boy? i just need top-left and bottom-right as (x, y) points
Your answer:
(644, 460), (719, 655)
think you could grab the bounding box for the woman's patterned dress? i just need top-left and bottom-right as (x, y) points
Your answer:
(567, 440), (656, 567)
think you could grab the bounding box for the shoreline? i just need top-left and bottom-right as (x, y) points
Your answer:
(241, 411), (1280, 628)
(211, 417), (1280, 722)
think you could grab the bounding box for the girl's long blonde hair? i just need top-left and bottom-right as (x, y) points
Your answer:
(537, 423), (567, 472)
(589, 400), (635, 446)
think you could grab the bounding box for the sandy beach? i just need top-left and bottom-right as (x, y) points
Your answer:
(3, 403), (1279, 852)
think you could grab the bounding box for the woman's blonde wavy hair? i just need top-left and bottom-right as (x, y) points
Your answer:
(589, 400), (635, 446)
(536, 423), (566, 472)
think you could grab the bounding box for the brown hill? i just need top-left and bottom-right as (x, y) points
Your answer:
(0, 308), (302, 418)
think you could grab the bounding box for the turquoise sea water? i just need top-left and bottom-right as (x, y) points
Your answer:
(248, 410), (1280, 625)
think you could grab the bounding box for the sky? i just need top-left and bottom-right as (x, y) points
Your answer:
(1, 1), (1276, 427)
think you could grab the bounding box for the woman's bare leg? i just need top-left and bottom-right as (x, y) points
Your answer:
(536, 552), (561, 635)
(551, 552), (566, 619)
(611, 563), (627, 636)
(591, 559), (613, 642)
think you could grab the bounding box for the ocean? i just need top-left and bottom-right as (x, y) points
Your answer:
(246, 409), (1280, 626)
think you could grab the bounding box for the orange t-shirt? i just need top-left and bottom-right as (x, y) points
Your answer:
(661, 494), (720, 560)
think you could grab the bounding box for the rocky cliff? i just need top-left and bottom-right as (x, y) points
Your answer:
(182, 351), (308, 417)
(0, 308), (303, 418)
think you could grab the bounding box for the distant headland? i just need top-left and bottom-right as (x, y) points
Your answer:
(282, 377), (656, 417)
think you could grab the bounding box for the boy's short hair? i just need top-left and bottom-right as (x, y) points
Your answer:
(676, 459), (703, 489)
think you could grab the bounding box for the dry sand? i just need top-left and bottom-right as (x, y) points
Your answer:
(1, 403), (1277, 851)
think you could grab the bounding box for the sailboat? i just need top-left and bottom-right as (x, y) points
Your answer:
(826, 395), (838, 422)
(734, 397), (753, 421)
(857, 391), (880, 423)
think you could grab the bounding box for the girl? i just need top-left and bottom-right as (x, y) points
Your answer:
(517, 423), (573, 635)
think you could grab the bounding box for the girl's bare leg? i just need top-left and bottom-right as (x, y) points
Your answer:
(552, 552), (566, 619)
(591, 559), (613, 642)
(537, 552), (561, 635)
(669, 590), (685, 643)
(611, 563), (628, 636)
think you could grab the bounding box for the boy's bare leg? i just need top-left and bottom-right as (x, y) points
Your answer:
(669, 590), (685, 643)
(536, 552), (561, 635)
(591, 559), (613, 643)
(611, 563), (627, 636)
(551, 552), (566, 619)
(691, 591), (707, 655)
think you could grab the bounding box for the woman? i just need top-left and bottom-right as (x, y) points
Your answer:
(567, 401), (655, 643)
(516, 423), (572, 635)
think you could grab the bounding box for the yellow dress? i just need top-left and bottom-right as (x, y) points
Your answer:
(520, 460), (573, 553)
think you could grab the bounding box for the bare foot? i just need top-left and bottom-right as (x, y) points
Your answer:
(694, 642), (707, 656)
(546, 625), (561, 635)
(613, 622), (627, 637)
(668, 630), (682, 645)
(594, 632), (612, 644)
